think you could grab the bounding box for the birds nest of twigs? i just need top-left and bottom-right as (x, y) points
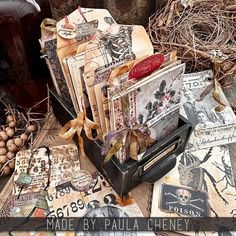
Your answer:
(147, 0), (236, 87)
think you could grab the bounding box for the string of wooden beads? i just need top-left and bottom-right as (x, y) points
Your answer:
(0, 113), (38, 176)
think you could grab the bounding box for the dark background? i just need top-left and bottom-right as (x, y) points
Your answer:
(0, 0), (166, 109)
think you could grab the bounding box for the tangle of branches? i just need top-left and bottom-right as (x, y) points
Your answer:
(147, 0), (236, 86)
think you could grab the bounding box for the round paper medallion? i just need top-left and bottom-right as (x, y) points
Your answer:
(71, 170), (95, 191)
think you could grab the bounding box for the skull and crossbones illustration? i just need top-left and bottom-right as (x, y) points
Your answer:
(165, 188), (205, 212)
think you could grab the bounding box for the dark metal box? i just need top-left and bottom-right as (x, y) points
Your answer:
(50, 89), (192, 196)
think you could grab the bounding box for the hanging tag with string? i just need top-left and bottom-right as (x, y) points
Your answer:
(9, 146), (52, 234)
(14, 146), (51, 197)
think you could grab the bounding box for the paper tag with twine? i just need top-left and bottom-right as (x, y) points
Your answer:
(59, 112), (100, 159)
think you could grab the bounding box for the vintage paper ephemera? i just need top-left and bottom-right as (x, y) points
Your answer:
(49, 144), (80, 189)
(151, 145), (236, 235)
(180, 70), (236, 149)
(84, 24), (153, 129)
(47, 172), (154, 236)
(57, 8), (117, 40)
(1, 192), (40, 217)
(64, 52), (92, 116)
(13, 147), (51, 196)
(93, 59), (127, 136)
(13, 145), (79, 195)
(47, 173), (142, 217)
(105, 61), (184, 164)
(56, 8), (116, 114)
(1, 192), (54, 236)
(64, 52), (85, 112)
(107, 59), (181, 131)
(111, 63), (185, 130)
(94, 58), (143, 136)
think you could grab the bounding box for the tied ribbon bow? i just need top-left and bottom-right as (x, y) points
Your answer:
(198, 49), (227, 111)
(212, 53), (226, 112)
(59, 112), (100, 158)
(102, 125), (156, 163)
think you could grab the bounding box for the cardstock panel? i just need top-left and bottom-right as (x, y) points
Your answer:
(13, 147), (51, 196)
(13, 144), (79, 196)
(180, 71), (236, 150)
(65, 52), (89, 114)
(151, 145), (236, 236)
(49, 144), (80, 189)
(107, 72), (135, 132)
(105, 57), (145, 133)
(110, 63), (185, 135)
(84, 24), (153, 130)
(56, 7), (116, 114)
(130, 63), (185, 126)
(93, 59), (130, 136)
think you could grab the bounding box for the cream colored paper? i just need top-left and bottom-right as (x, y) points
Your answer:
(180, 71), (236, 150)
(84, 24), (153, 132)
(65, 52), (86, 112)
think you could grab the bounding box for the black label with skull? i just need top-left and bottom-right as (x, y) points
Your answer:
(160, 184), (210, 217)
